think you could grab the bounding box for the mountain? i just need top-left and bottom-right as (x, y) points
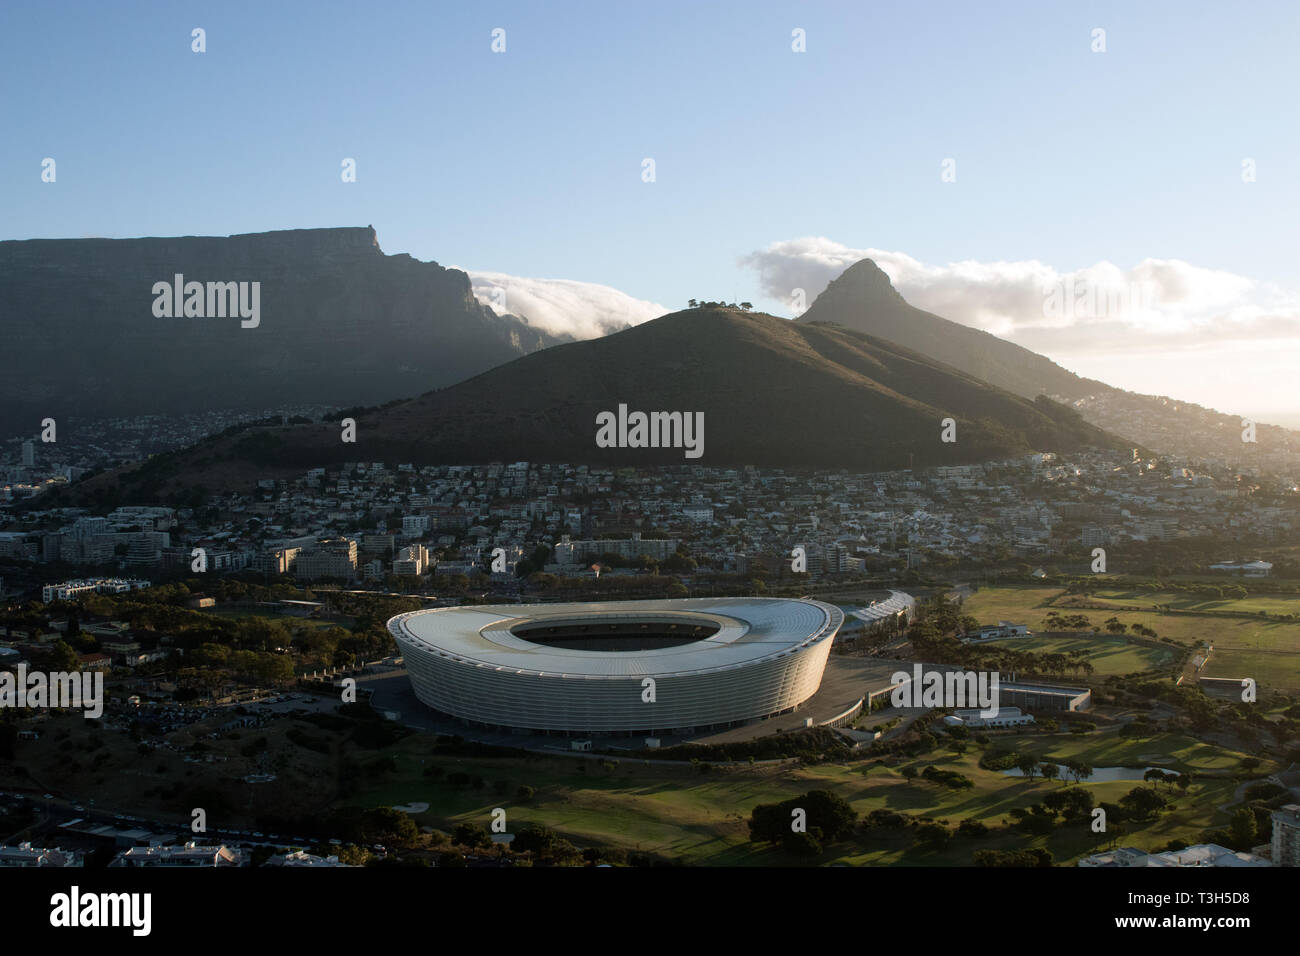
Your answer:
(798, 259), (1106, 401)
(796, 259), (1300, 467)
(76, 306), (1132, 503)
(0, 227), (563, 434)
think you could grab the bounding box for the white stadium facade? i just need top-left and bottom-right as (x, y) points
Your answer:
(387, 597), (843, 736)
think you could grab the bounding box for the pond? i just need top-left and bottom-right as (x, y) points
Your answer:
(1001, 765), (1181, 782)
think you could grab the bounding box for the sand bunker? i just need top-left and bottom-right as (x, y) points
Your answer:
(391, 802), (430, 814)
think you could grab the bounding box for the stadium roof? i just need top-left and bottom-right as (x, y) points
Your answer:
(388, 597), (841, 679)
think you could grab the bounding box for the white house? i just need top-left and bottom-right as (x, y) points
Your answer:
(943, 706), (1035, 729)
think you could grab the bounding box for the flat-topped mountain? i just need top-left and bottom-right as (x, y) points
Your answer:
(0, 226), (562, 434)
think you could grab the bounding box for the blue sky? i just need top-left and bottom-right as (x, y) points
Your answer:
(4, 1), (1299, 418)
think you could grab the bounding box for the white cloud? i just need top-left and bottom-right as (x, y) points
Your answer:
(739, 236), (1300, 350)
(740, 237), (1300, 419)
(460, 269), (669, 340)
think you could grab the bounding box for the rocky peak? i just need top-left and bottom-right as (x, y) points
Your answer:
(817, 258), (905, 306)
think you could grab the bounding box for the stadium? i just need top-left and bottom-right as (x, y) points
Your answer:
(386, 597), (843, 735)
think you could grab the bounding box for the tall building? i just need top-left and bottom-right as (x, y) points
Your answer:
(72, 516), (107, 539)
(402, 515), (430, 536)
(254, 547), (300, 575)
(392, 544), (430, 576)
(1272, 804), (1300, 867)
(21, 440), (34, 468)
(124, 535), (162, 568)
(361, 534), (395, 556)
(553, 532), (678, 564)
(293, 539), (358, 580)
(1081, 526), (1108, 547)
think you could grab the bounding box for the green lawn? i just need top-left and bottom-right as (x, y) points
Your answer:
(1089, 588), (1300, 617)
(961, 586), (1065, 621)
(1201, 647), (1300, 691)
(348, 725), (1255, 866)
(962, 585), (1300, 689)
(981, 634), (1174, 675)
(1007, 729), (1253, 772)
(208, 607), (345, 629)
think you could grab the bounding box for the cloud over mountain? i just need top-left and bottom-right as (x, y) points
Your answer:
(742, 237), (1300, 420)
(740, 237), (1298, 348)
(463, 270), (669, 340)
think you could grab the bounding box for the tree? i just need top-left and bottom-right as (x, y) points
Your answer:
(1016, 754), (1039, 781)
(782, 830), (822, 857)
(1119, 786), (1168, 821)
(1228, 808), (1258, 850)
(747, 790), (857, 845)
(513, 822), (561, 855)
(661, 553), (696, 573)
(1017, 810), (1055, 836)
(337, 844), (372, 866)
(49, 640), (80, 672)
(361, 807), (421, 847)
(1064, 760), (1093, 785)
(1041, 762), (1060, 785)
(1043, 787), (1094, 822)
(913, 822), (951, 849)
(453, 822), (492, 849)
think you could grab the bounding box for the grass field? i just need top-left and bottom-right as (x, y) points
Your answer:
(207, 607), (347, 629)
(16, 704), (1258, 867)
(980, 634), (1175, 675)
(1201, 647), (1300, 691)
(349, 725), (1258, 866)
(961, 586), (1064, 621)
(1088, 588), (1300, 617)
(962, 585), (1300, 690)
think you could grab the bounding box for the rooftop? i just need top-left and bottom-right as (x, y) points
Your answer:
(389, 597), (842, 679)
